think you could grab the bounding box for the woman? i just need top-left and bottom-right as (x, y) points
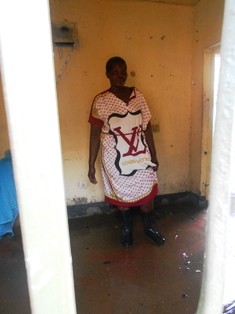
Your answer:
(88, 56), (165, 247)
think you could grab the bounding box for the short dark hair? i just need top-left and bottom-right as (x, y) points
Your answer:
(106, 56), (127, 73)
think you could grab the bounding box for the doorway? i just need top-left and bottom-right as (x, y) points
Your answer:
(201, 45), (235, 310)
(200, 44), (220, 198)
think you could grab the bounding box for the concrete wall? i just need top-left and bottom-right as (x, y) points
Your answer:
(51, 0), (193, 205)
(0, 74), (10, 154)
(0, 0), (225, 208)
(190, 0), (225, 194)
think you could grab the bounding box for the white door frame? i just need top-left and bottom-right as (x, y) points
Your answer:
(200, 43), (220, 197)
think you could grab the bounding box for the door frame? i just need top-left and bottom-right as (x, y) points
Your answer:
(200, 43), (220, 197)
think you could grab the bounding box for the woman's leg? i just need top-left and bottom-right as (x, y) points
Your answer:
(140, 200), (165, 245)
(118, 206), (133, 247)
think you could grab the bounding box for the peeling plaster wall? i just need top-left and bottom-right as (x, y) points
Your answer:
(190, 0), (225, 195)
(2, 0), (215, 207)
(49, 0), (193, 205)
(0, 73), (10, 155)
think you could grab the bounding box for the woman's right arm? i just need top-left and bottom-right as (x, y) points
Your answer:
(88, 124), (102, 184)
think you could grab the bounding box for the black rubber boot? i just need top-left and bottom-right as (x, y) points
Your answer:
(120, 210), (133, 247)
(142, 211), (165, 245)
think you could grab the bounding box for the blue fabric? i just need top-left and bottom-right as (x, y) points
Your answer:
(0, 155), (18, 237)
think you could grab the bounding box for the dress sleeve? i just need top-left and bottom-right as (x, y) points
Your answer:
(88, 95), (104, 127)
(138, 90), (151, 130)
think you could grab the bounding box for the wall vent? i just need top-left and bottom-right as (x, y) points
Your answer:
(52, 22), (78, 47)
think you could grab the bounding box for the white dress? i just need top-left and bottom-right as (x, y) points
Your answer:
(89, 87), (158, 207)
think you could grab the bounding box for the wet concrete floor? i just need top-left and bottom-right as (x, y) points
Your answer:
(0, 204), (206, 314)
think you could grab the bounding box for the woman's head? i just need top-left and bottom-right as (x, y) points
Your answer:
(106, 56), (127, 88)
(106, 56), (127, 74)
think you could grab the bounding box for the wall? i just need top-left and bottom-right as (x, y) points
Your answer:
(50, 0), (193, 205)
(190, 0), (225, 195)
(0, 73), (10, 155)
(1, 0), (222, 209)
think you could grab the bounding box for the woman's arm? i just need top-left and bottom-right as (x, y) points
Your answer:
(144, 122), (159, 171)
(88, 124), (102, 184)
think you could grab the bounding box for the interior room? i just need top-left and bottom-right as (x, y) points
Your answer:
(0, 0), (225, 207)
(1, 0), (234, 313)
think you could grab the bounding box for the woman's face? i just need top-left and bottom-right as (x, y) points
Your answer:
(106, 62), (127, 88)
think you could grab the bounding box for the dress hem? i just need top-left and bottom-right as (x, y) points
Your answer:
(105, 184), (158, 207)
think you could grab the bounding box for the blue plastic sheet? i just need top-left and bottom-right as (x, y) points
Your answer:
(0, 152), (18, 238)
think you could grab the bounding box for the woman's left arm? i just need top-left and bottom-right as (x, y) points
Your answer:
(144, 122), (159, 171)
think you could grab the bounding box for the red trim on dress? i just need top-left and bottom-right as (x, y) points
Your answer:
(105, 184), (158, 207)
(88, 115), (103, 126)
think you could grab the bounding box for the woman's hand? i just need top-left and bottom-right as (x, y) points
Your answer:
(144, 122), (159, 172)
(152, 158), (159, 172)
(88, 124), (102, 184)
(88, 165), (97, 184)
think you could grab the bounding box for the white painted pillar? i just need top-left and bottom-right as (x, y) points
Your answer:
(197, 0), (235, 313)
(0, 1), (77, 314)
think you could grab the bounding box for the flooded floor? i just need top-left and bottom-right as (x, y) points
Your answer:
(0, 204), (207, 313)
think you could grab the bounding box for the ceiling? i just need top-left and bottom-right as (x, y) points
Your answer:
(127, 0), (200, 6)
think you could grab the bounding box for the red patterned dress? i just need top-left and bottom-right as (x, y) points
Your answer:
(89, 87), (158, 207)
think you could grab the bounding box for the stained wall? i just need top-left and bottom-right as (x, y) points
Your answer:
(0, 74), (10, 154)
(190, 0), (224, 194)
(0, 0), (225, 208)
(50, 0), (193, 205)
